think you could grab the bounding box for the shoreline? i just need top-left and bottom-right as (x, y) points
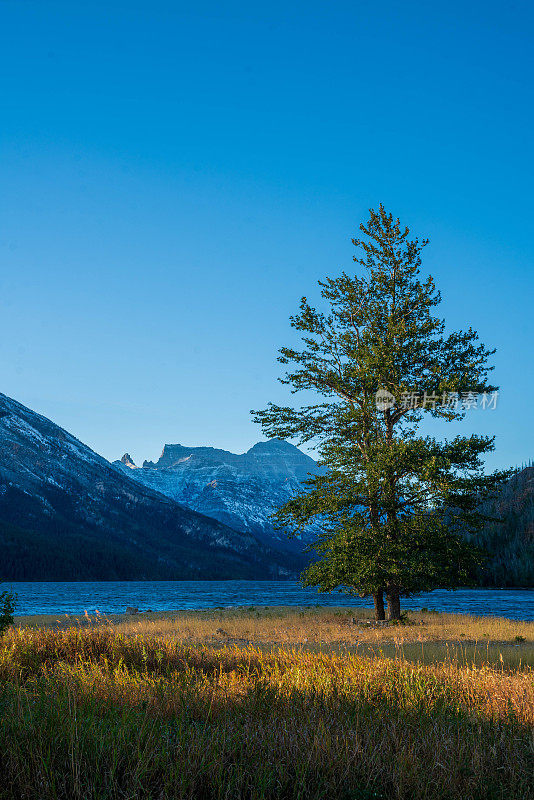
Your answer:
(6, 585), (534, 623)
(13, 602), (534, 626)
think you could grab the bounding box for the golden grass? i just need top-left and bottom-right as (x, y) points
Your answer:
(17, 606), (534, 669)
(0, 620), (533, 799)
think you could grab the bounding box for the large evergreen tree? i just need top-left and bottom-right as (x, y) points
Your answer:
(254, 205), (509, 619)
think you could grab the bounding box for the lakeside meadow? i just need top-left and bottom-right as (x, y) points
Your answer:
(1, 607), (533, 800)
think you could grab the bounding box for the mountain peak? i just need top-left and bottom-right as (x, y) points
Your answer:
(247, 439), (299, 455)
(112, 435), (322, 553)
(121, 453), (137, 468)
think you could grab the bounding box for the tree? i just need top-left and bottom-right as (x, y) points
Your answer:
(0, 590), (15, 636)
(253, 205), (510, 619)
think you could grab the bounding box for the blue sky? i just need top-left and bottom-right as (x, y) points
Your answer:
(1, 0), (532, 470)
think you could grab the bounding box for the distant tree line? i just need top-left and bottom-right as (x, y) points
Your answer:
(471, 463), (534, 587)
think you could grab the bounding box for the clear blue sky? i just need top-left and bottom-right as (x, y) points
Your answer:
(1, 0), (532, 470)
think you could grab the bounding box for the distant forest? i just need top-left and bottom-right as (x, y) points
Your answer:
(471, 464), (534, 587)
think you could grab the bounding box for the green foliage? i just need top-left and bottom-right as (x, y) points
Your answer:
(254, 205), (510, 618)
(0, 590), (15, 636)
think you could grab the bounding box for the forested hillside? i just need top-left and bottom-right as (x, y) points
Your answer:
(474, 464), (534, 586)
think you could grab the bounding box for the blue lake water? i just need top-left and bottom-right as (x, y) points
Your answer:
(2, 581), (533, 620)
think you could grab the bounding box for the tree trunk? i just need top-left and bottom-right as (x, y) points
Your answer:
(373, 590), (385, 620)
(386, 587), (401, 620)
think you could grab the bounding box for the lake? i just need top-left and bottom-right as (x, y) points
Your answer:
(2, 581), (533, 620)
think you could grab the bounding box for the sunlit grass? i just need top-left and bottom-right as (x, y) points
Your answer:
(1, 611), (533, 799)
(17, 605), (534, 669)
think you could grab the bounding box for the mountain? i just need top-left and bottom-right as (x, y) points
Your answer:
(471, 464), (534, 587)
(115, 446), (534, 587)
(0, 393), (302, 580)
(113, 440), (323, 555)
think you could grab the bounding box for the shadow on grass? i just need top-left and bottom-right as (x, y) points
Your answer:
(0, 648), (532, 800)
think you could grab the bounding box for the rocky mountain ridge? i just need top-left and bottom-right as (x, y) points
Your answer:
(0, 393), (301, 580)
(113, 439), (323, 555)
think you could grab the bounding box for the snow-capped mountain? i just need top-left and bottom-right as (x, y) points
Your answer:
(113, 439), (323, 555)
(0, 393), (300, 580)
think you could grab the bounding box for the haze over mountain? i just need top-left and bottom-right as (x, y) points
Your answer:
(0, 393), (302, 580)
(113, 440), (323, 555)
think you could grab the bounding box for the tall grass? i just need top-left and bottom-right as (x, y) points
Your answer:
(0, 623), (533, 799)
(19, 606), (534, 669)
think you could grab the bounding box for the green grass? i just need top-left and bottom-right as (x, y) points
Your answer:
(0, 622), (533, 799)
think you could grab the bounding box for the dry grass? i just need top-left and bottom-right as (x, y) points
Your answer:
(17, 605), (534, 670)
(1, 610), (533, 799)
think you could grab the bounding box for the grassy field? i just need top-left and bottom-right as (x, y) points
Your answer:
(1, 607), (533, 799)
